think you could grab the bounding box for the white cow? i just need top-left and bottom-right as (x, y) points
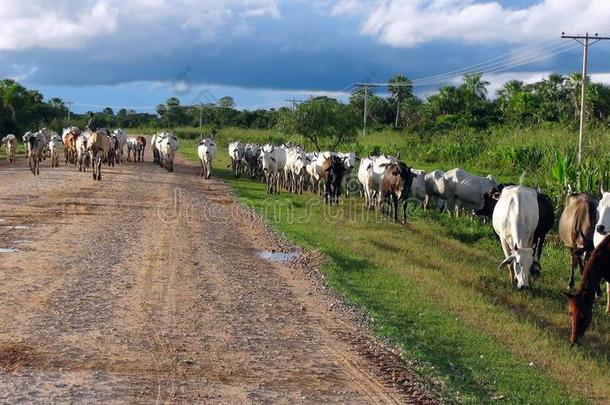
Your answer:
(1, 134), (17, 163)
(158, 132), (179, 172)
(37, 128), (56, 159)
(305, 152), (321, 192)
(126, 137), (140, 162)
(112, 129), (127, 163)
(410, 169), (427, 201)
(423, 170), (448, 211)
(492, 185), (539, 289)
(228, 141), (245, 177)
(48, 135), (64, 168)
(260, 144), (287, 194)
(593, 191), (610, 312)
(357, 156), (373, 207)
(594, 191), (610, 247)
(309, 151), (333, 194)
(76, 131), (91, 172)
(286, 147), (307, 194)
(197, 138), (216, 179)
(443, 168), (497, 216)
(151, 133), (160, 164)
(360, 155), (398, 210)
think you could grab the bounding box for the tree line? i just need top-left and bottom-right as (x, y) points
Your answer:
(2, 72), (609, 146)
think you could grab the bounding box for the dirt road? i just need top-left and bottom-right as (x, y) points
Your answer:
(0, 147), (433, 403)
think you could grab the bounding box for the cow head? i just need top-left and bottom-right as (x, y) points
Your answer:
(595, 192), (610, 246)
(498, 245), (534, 289)
(563, 291), (592, 346)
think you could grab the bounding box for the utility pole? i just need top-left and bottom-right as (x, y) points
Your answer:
(199, 103), (203, 138)
(562, 32), (610, 165)
(284, 99), (303, 110)
(66, 101), (73, 124)
(363, 84), (368, 136)
(354, 82), (380, 136)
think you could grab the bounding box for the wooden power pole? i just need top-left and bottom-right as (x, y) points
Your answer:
(354, 82), (380, 136)
(562, 32), (610, 164)
(66, 101), (73, 124)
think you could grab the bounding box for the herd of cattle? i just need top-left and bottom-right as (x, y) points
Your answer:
(2, 132), (609, 344)
(214, 140), (610, 345)
(0, 128), (180, 179)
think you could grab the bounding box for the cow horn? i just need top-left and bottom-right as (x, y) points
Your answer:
(602, 184), (606, 194)
(498, 255), (515, 269)
(395, 152), (401, 160)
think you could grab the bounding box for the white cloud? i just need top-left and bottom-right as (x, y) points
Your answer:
(0, 1), (118, 50)
(331, 0), (610, 47)
(482, 71), (551, 97)
(0, 0), (281, 51)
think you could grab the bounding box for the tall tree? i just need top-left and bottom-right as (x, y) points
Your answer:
(461, 73), (490, 99)
(388, 74), (413, 128)
(218, 96), (235, 109)
(278, 97), (359, 151)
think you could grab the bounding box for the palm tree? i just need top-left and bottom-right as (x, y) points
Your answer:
(462, 73), (490, 99)
(48, 97), (66, 110)
(568, 72), (587, 118)
(0, 79), (23, 121)
(388, 74), (413, 128)
(496, 80), (524, 116)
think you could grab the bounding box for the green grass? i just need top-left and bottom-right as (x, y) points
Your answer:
(181, 136), (610, 404)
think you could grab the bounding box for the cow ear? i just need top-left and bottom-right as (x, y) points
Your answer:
(366, 163), (372, 170)
(395, 152), (401, 160)
(492, 192), (501, 200)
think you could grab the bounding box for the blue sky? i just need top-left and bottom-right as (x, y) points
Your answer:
(1, 0), (609, 113)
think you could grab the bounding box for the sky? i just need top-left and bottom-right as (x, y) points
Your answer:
(1, 0), (610, 113)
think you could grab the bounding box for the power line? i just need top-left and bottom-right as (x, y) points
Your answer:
(411, 42), (579, 86)
(561, 31), (610, 165)
(410, 38), (562, 84)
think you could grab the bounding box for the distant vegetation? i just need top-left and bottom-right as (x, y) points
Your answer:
(2, 72), (609, 200)
(3, 71), (610, 138)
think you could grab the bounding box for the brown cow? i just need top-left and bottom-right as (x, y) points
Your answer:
(564, 234), (610, 345)
(136, 136), (146, 162)
(559, 193), (598, 289)
(321, 155), (346, 205)
(27, 132), (46, 176)
(62, 127), (81, 165)
(379, 162), (415, 223)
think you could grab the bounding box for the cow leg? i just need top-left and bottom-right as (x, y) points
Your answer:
(568, 251), (577, 289)
(500, 238), (515, 284)
(606, 283), (610, 314)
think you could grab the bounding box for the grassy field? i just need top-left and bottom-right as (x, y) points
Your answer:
(180, 128), (610, 404)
